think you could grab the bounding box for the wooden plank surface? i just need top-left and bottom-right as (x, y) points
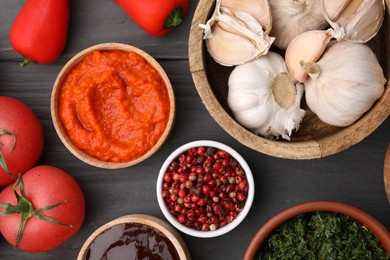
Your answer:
(0, 1), (389, 259)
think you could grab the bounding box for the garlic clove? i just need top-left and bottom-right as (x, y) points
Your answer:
(285, 29), (332, 83)
(205, 23), (268, 66)
(322, 0), (357, 20)
(221, 0), (272, 33)
(322, 0), (385, 42)
(268, 0), (329, 49)
(344, 0), (385, 42)
(217, 8), (262, 39)
(199, 0), (274, 66)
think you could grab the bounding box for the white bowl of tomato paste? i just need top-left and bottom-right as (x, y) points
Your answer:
(51, 43), (175, 169)
(156, 140), (255, 238)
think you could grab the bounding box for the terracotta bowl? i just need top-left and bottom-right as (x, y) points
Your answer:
(51, 43), (175, 169)
(189, 0), (390, 159)
(244, 201), (390, 259)
(156, 140), (255, 238)
(77, 214), (191, 260)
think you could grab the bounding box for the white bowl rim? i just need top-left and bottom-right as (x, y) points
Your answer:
(156, 140), (255, 238)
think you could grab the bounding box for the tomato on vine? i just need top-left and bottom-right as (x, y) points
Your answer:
(0, 96), (44, 186)
(0, 165), (85, 252)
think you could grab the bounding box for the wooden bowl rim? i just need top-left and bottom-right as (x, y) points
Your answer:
(76, 214), (191, 260)
(384, 144), (390, 203)
(188, 0), (390, 160)
(243, 201), (390, 259)
(51, 43), (176, 169)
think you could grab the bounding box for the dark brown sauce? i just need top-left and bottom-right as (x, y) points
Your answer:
(85, 222), (180, 260)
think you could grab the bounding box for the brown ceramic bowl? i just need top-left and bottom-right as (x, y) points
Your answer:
(244, 201), (390, 259)
(189, 0), (390, 159)
(51, 43), (175, 169)
(77, 214), (191, 260)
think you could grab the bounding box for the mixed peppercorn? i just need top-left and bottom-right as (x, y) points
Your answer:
(162, 146), (249, 231)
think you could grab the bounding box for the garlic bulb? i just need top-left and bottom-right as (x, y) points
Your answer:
(322, 0), (385, 42)
(303, 41), (386, 127)
(285, 29), (333, 83)
(228, 52), (306, 140)
(268, 0), (328, 49)
(199, 0), (274, 66)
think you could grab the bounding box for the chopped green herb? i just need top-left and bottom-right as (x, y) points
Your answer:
(257, 211), (388, 260)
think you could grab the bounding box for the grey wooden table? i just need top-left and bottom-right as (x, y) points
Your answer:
(0, 1), (389, 259)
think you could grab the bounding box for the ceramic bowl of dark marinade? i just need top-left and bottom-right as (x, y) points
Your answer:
(77, 214), (191, 260)
(244, 201), (390, 259)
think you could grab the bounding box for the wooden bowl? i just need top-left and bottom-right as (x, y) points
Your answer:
(77, 214), (191, 260)
(243, 201), (390, 259)
(189, 0), (390, 159)
(384, 144), (390, 203)
(51, 43), (175, 169)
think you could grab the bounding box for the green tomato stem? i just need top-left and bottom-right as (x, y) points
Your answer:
(0, 129), (17, 179)
(0, 174), (72, 248)
(0, 152), (13, 179)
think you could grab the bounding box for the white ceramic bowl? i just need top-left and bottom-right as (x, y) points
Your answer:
(156, 140), (255, 238)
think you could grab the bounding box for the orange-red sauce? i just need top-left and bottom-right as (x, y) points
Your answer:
(59, 50), (171, 163)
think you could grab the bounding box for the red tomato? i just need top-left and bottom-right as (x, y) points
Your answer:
(0, 165), (85, 252)
(0, 96), (44, 186)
